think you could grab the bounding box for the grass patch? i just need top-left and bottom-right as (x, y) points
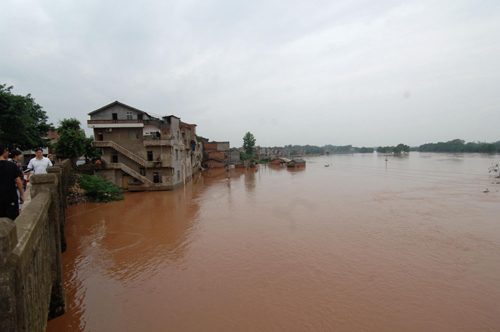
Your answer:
(78, 174), (124, 203)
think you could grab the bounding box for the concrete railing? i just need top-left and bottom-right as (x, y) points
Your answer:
(0, 160), (70, 332)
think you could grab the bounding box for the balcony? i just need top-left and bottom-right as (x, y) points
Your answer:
(143, 135), (174, 147)
(88, 120), (144, 128)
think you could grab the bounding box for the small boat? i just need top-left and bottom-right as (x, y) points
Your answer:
(325, 165), (329, 167)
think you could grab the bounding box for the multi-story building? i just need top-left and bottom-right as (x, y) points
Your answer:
(88, 101), (203, 191)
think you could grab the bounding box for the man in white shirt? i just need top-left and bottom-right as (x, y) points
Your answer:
(26, 148), (53, 182)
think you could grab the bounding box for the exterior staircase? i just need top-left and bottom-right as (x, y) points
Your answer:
(93, 141), (155, 168)
(100, 159), (154, 186)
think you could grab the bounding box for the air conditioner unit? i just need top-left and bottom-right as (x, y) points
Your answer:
(106, 128), (113, 133)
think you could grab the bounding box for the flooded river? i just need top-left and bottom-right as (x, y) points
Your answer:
(47, 153), (500, 331)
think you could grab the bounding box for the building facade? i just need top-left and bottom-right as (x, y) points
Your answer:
(202, 141), (230, 168)
(88, 101), (203, 191)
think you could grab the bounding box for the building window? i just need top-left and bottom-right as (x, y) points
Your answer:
(137, 114), (143, 120)
(112, 150), (118, 163)
(112, 113), (117, 120)
(175, 149), (178, 160)
(177, 170), (180, 181)
(147, 151), (153, 161)
(153, 172), (160, 183)
(126, 111), (133, 120)
(130, 130), (139, 139)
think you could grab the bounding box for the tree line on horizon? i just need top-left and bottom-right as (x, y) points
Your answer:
(413, 139), (499, 153)
(284, 138), (500, 156)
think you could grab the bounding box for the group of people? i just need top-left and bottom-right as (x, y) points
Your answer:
(0, 144), (54, 221)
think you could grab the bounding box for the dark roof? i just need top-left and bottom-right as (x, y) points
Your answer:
(204, 158), (226, 163)
(88, 101), (151, 116)
(272, 157), (291, 162)
(291, 158), (306, 163)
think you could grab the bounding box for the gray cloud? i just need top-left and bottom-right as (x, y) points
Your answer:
(1, 0), (499, 147)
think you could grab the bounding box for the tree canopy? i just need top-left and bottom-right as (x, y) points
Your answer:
(243, 132), (256, 156)
(359, 147), (374, 153)
(418, 139), (499, 153)
(0, 84), (53, 150)
(54, 118), (86, 161)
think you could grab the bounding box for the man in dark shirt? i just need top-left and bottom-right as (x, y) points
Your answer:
(0, 143), (24, 220)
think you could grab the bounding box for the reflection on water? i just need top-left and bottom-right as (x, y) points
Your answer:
(47, 153), (500, 332)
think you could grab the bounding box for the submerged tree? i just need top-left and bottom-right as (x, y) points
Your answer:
(243, 132), (256, 156)
(394, 143), (410, 154)
(0, 84), (53, 150)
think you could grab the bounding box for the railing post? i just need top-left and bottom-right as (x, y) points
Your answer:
(47, 165), (67, 252)
(30, 174), (66, 320)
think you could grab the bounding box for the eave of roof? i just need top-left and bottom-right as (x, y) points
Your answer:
(165, 114), (180, 119)
(88, 101), (151, 117)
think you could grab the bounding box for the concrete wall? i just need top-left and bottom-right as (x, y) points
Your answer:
(204, 159), (226, 168)
(0, 160), (70, 332)
(217, 142), (230, 151)
(97, 128), (146, 159)
(230, 150), (242, 164)
(204, 142), (218, 151)
(167, 117), (187, 188)
(209, 151), (226, 160)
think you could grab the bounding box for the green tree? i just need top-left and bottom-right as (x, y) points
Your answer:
(54, 118), (86, 165)
(478, 143), (497, 153)
(394, 143), (410, 154)
(359, 147), (374, 153)
(84, 136), (101, 163)
(377, 146), (393, 153)
(243, 132), (256, 156)
(0, 84), (53, 150)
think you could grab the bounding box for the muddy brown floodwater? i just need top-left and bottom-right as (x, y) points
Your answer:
(46, 153), (500, 331)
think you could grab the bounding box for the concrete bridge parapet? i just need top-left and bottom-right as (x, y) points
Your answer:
(0, 160), (70, 332)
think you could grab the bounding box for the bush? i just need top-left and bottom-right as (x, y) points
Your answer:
(78, 174), (124, 203)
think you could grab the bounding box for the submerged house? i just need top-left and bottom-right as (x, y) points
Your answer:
(286, 158), (306, 168)
(88, 101), (203, 191)
(270, 157), (291, 166)
(203, 141), (230, 169)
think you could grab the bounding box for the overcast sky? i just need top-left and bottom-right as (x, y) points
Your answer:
(1, 0), (499, 148)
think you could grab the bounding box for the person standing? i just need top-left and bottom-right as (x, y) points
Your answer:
(47, 154), (54, 166)
(0, 143), (24, 220)
(26, 148), (52, 182)
(9, 149), (24, 215)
